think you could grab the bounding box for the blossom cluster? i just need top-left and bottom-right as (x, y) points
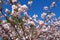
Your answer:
(0, 0), (60, 40)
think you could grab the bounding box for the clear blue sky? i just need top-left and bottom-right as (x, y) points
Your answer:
(1, 0), (60, 20)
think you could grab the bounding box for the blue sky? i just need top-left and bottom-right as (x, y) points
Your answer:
(1, 0), (60, 20)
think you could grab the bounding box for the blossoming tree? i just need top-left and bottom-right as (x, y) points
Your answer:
(0, 0), (60, 40)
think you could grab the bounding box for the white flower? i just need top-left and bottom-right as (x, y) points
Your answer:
(30, 21), (35, 25)
(44, 6), (48, 10)
(4, 14), (7, 16)
(29, 16), (32, 20)
(33, 14), (38, 19)
(52, 2), (55, 4)
(12, 0), (17, 3)
(12, 31), (16, 36)
(26, 36), (28, 39)
(5, 8), (9, 12)
(38, 20), (44, 25)
(41, 12), (47, 19)
(21, 4), (28, 9)
(36, 25), (39, 28)
(11, 9), (15, 15)
(27, 19), (31, 23)
(33, 19), (36, 21)
(10, 34), (13, 37)
(51, 2), (56, 7)
(42, 24), (48, 32)
(21, 4), (28, 12)
(46, 15), (52, 19)
(17, 3), (21, 7)
(28, 1), (32, 5)
(51, 12), (55, 16)
(54, 21), (60, 26)
(53, 18), (57, 21)
(12, 5), (17, 10)
(18, 8), (23, 12)
(2, 23), (10, 30)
